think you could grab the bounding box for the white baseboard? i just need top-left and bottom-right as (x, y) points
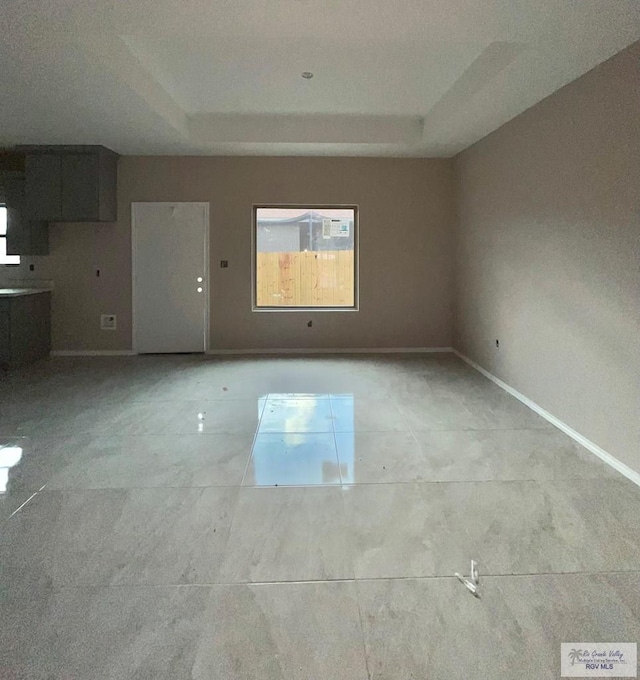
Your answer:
(50, 350), (137, 356)
(205, 347), (453, 355)
(452, 349), (640, 488)
(51, 347), (453, 357)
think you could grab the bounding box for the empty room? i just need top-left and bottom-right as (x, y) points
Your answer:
(1, 0), (639, 678)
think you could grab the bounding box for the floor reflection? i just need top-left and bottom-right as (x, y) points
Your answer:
(250, 433), (340, 486)
(248, 394), (355, 486)
(0, 446), (23, 494)
(334, 433), (354, 485)
(260, 397), (333, 434)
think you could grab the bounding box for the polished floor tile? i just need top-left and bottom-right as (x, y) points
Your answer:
(449, 479), (640, 574)
(342, 482), (481, 578)
(244, 433), (340, 486)
(396, 394), (487, 431)
(1, 353), (639, 679)
(331, 396), (409, 433)
(358, 576), (521, 680)
(196, 581), (369, 679)
(219, 487), (354, 582)
(357, 573), (640, 680)
(1, 434), (254, 491)
(337, 428), (615, 485)
(179, 399), (267, 435)
(0, 582), (369, 680)
(0, 487), (239, 587)
(463, 390), (553, 430)
(0, 585), (208, 680)
(0, 401), (121, 437)
(96, 399), (265, 436)
(334, 431), (423, 484)
(411, 429), (617, 482)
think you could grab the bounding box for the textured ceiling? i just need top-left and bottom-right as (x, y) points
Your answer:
(1, 0), (639, 156)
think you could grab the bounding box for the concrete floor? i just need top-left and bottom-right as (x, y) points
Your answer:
(1, 353), (639, 679)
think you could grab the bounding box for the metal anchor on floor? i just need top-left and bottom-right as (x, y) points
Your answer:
(455, 559), (481, 598)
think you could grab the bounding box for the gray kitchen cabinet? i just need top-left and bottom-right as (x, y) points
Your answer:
(0, 174), (49, 255)
(61, 152), (99, 221)
(0, 290), (51, 369)
(24, 153), (62, 221)
(20, 145), (118, 223)
(60, 150), (118, 221)
(11, 220), (49, 256)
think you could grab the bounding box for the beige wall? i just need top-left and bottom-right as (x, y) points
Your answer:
(2, 157), (454, 351)
(454, 41), (640, 469)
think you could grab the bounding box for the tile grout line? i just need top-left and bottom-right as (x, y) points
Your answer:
(15, 475), (623, 495)
(15, 569), (640, 591)
(237, 397), (267, 487)
(329, 397), (346, 487)
(353, 579), (374, 680)
(0, 425), (561, 438)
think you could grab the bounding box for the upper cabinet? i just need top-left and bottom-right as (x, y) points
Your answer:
(24, 154), (62, 221)
(0, 153), (49, 255)
(0, 174), (49, 256)
(21, 145), (118, 223)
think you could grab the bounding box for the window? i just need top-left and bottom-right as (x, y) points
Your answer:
(0, 206), (20, 265)
(253, 206), (357, 309)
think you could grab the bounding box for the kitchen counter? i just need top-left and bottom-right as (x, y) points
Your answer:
(0, 288), (51, 298)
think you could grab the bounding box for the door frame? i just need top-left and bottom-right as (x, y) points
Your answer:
(131, 201), (210, 353)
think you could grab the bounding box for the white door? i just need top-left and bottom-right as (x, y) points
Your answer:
(132, 202), (209, 353)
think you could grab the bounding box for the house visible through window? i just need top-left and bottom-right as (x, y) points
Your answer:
(0, 206), (20, 265)
(254, 206), (357, 309)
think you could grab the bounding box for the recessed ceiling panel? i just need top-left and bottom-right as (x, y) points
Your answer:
(0, 0), (638, 155)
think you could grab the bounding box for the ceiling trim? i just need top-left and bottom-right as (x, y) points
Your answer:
(189, 114), (424, 145)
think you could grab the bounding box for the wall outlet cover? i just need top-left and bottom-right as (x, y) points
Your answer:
(101, 314), (117, 331)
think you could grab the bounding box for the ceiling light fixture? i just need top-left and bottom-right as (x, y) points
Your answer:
(301, 72), (314, 79)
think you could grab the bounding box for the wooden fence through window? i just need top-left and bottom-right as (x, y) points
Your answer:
(256, 250), (354, 307)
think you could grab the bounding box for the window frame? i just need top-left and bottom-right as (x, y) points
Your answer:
(251, 204), (359, 312)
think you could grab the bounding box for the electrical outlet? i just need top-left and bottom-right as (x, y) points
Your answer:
(101, 314), (117, 331)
